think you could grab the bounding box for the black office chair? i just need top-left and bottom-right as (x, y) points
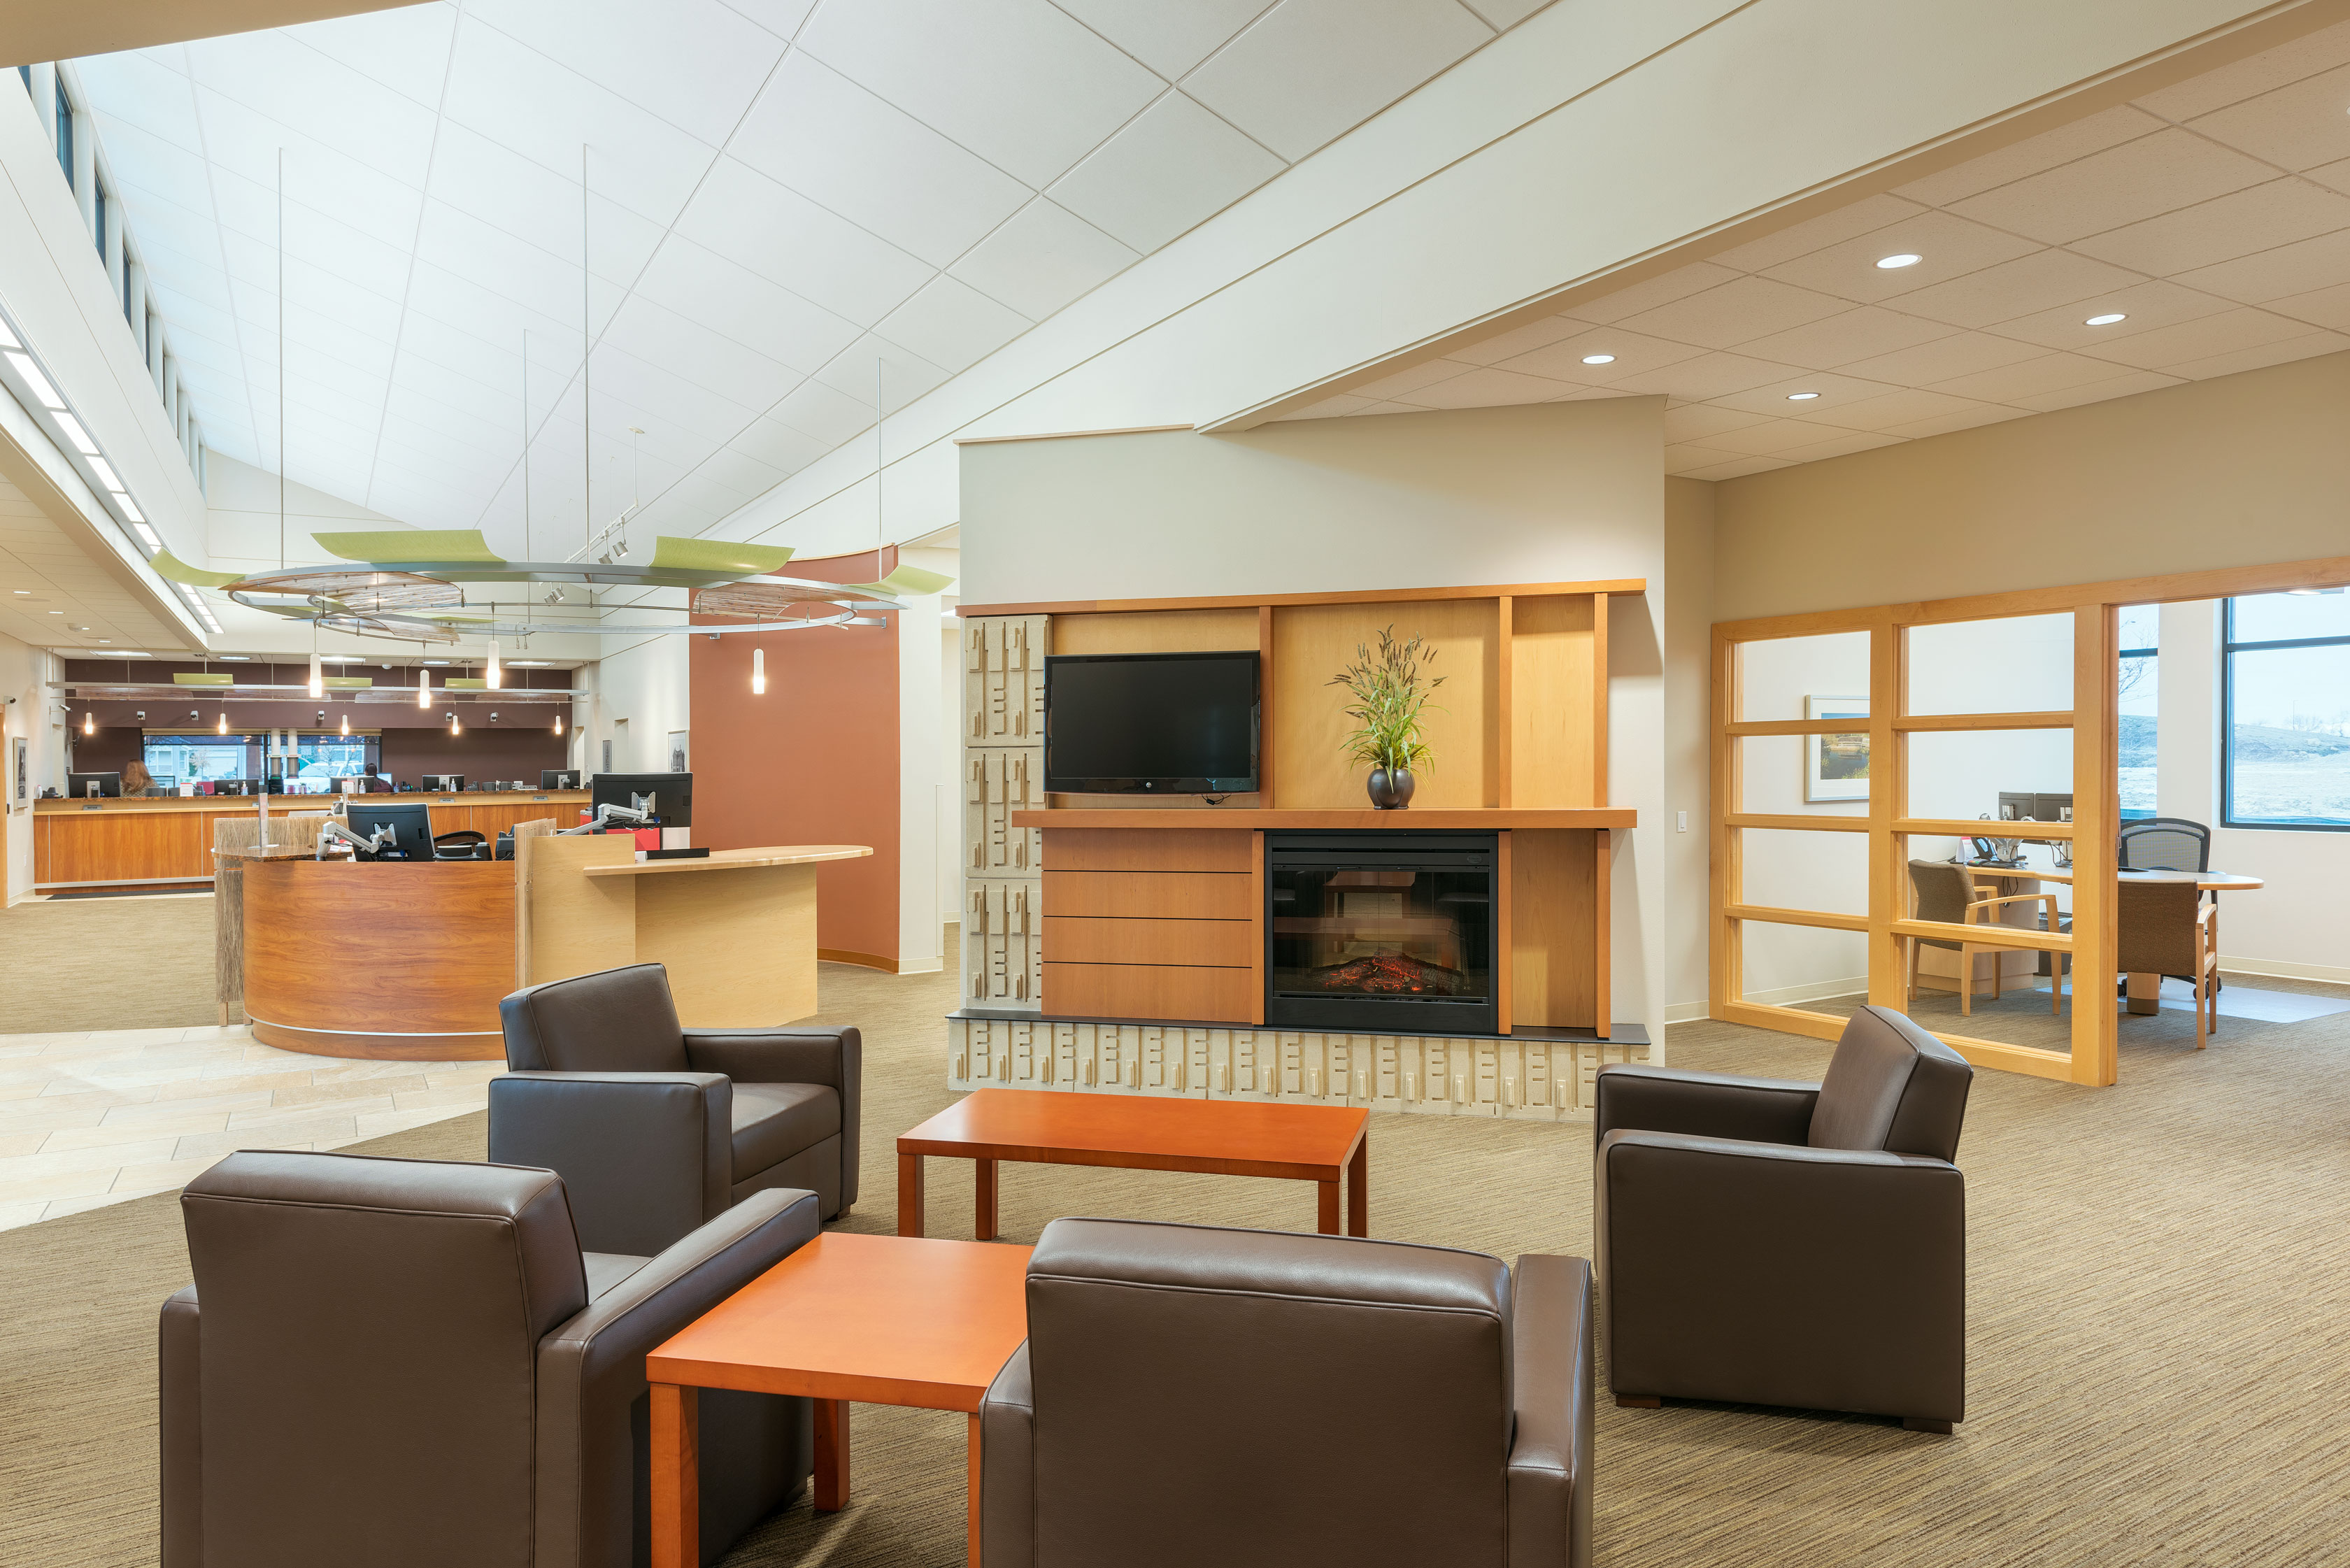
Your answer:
(2117, 818), (2209, 873)
(433, 829), (490, 861)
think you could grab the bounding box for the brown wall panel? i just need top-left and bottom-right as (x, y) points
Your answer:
(1510, 829), (1598, 1029)
(1042, 915), (1253, 968)
(1043, 869), (1253, 919)
(1048, 607), (1260, 655)
(1510, 595), (1598, 808)
(1043, 962), (1255, 1023)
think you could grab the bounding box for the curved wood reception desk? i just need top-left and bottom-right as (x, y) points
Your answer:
(242, 858), (518, 1060)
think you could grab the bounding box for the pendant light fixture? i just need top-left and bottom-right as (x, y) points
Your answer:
(417, 665), (432, 708)
(339, 710), (350, 737)
(554, 708), (564, 736)
(81, 708), (93, 736)
(448, 710), (461, 736)
(487, 634), (501, 690)
(217, 705), (228, 735)
(308, 637), (323, 699)
(751, 646), (765, 695)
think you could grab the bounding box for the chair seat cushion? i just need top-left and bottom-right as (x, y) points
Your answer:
(582, 1250), (650, 1299)
(732, 1083), (841, 1177)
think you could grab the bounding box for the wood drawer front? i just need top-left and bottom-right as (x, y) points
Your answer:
(1042, 827), (1251, 874)
(1044, 915), (1253, 969)
(1044, 870), (1254, 920)
(1044, 962), (1255, 1024)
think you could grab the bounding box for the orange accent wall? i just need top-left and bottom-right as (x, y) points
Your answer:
(689, 548), (902, 964)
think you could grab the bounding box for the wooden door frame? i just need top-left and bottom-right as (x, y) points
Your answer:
(1709, 553), (2350, 1085)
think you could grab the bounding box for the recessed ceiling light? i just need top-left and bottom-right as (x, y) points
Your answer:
(2085, 312), (2127, 326)
(218, 655), (250, 661)
(1787, 391), (1821, 401)
(48, 609), (62, 615)
(10, 590), (27, 595)
(1875, 253), (1923, 269)
(422, 659), (451, 665)
(508, 660), (553, 667)
(117, 650), (150, 657)
(97, 638), (111, 643)
(87, 457), (122, 491)
(4, 352), (64, 409)
(1581, 353), (1616, 364)
(53, 413), (99, 455)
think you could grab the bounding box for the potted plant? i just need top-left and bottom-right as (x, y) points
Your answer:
(1329, 625), (1444, 808)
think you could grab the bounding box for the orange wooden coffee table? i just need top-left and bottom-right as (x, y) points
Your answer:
(897, 1088), (1369, 1241)
(645, 1231), (1030, 1568)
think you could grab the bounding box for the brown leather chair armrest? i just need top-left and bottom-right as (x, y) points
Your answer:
(534, 1188), (823, 1568)
(684, 1028), (860, 1209)
(1592, 1064), (1820, 1148)
(1507, 1255), (1593, 1568)
(979, 1341), (1036, 1568)
(1597, 1130), (1965, 1422)
(487, 1072), (732, 1256)
(159, 1285), (202, 1568)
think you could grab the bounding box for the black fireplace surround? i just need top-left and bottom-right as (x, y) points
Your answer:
(1265, 832), (1498, 1034)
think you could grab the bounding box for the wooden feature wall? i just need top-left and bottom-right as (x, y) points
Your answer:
(1507, 829), (1603, 1030)
(1709, 552), (2350, 1088)
(1271, 598), (1498, 809)
(1041, 829), (1255, 1024)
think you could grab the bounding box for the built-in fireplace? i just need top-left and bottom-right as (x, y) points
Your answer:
(1265, 832), (1498, 1034)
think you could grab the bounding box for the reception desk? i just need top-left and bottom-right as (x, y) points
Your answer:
(33, 789), (591, 892)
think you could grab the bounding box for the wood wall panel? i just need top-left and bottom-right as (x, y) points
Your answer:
(1048, 607), (1261, 655)
(1510, 596), (1598, 808)
(1510, 829), (1598, 1029)
(1043, 869), (1253, 919)
(1269, 598), (1497, 810)
(1043, 962), (1255, 1023)
(1042, 915), (1253, 968)
(1042, 828), (1251, 873)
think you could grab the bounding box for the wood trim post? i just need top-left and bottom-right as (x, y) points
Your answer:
(1257, 604), (1276, 804)
(1866, 618), (1908, 1008)
(2070, 602), (2121, 1085)
(1248, 829), (1267, 1027)
(1709, 630), (1742, 1020)
(1495, 829), (1512, 1034)
(1591, 592), (1609, 807)
(1595, 827), (1611, 1040)
(1495, 594), (1514, 808)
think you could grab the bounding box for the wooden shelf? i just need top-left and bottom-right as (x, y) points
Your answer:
(1015, 808), (1634, 829)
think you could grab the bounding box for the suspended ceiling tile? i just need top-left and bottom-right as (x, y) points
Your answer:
(1874, 403), (2029, 441)
(768, 378), (878, 448)
(1602, 350), (1804, 401)
(186, 30), (442, 189)
(809, 333), (953, 415)
(2302, 153), (2350, 197)
(1458, 0), (1552, 29)
(465, 0), (785, 148)
(1925, 350), (2144, 403)
(1661, 440), (1745, 473)
(1946, 127), (2274, 245)
(2075, 306), (2319, 371)
(704, 0), (817, 39)
(1893, 104), (2165, 208)
(403, 259), (597, 352)
(1275, 392), (1381, 421)
(1048, 90), (1286, 252)
(1731, 306), (1961, 371)
(1984, 278), (2233, 351)
(1051, 0), (1273, 79)
(1494, 325), (1707, 385)
(695, 444), (795, 499)
(629, 237), (863, 380)
(1613, 275), (1851, 352)
(280, 1), (461, 109)
(1661, 403), (1771, 444)
(2005, 368), (2186, 413)
(2130, 18), (2350, 122)
(2176, 225), (2350, 304)
(1677, 454), (1797, 481)
(669, 157), (934, 329)
(1708, 369), (1904, 418)
(1758, 211), (2044, 305)
(2263, 278), (2350, 330)
(1834, 329), (2047, 387)
(948, 199), (1139, 322)
(1567, 261), (1742, 325)
(2158, 327), (2350, 382)
(1813, 386), (2005, 433)
(598, 293), (802, 415)
(81, 118), (214, 212)
(1768, 428), (1906, 464)
(194, 101), (430, 250)
(426, 124), (668, 285)
(2183, 61), (2350, 172)
(874, 275), (1034, 376)
(1183, 0), (1490, 162)
(1391, 365), (1572, 409)
(727, 52), (1033, 270)
(1884, 247), (2146, 330)
(2070, 179), (2350, 278)
(576, 343), (762, 439)
(1698, 417), (1868, 457)
(800, 0), (1164, 190)
(1444, 314), (1587, 367)
(1702, 194), (1928, 274)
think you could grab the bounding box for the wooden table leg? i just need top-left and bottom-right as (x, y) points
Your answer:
(975, 1157), (998, 1242)
(813, 1397), (850, 1511)
(651, 1383), (698, 1568)
(1346, 1136), (1367, 1238)
(967, 1410), (983, 1567)
(897, 1152), (923, 1237)
(2125, 969), (2161, 1015)
(1316, 1177), (1339, 1235)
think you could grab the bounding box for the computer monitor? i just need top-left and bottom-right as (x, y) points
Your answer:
(592, 771), (692, 826)
(1997, 791), (2074, 822)
(422, 774), (464, 792)
(542, 769), (581, 790)
(68, 771), (121, 799)
(342, 802), (436, 862)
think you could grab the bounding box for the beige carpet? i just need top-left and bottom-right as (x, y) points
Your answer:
(3, 960), (2347, 1567)
(0, 896), (231, 1034)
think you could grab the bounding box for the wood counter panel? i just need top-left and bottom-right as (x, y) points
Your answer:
(1044, 962), (1254, 1023)
(1041, 827), (1251, 873)
(1042, 915), (1253, 968)
(242, 859), (515, 1059)
(1044, 869), (1253, 920)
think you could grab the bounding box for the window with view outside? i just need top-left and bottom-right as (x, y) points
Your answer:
(143, 736), (257, 787)
(2116, 605), (2157, 822)
(2225, 591), (2350, 829)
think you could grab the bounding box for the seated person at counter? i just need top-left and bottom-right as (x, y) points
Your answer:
(121, 761), (164, 797)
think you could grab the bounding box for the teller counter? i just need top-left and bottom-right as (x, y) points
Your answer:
(30, 790), (590, 893)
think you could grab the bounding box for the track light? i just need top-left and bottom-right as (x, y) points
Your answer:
(751, 646), (766, 695)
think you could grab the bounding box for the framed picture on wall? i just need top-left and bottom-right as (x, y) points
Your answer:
(10, 734), (26, 811)
(1805, 695), (1870, 801)
(667, 730), (690, 773)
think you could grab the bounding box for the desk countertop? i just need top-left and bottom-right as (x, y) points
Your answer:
(581, 844), (873, 877)
(1967, 861), (2265, 890)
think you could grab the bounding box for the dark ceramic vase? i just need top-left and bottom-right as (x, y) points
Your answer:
(1365, 767), (1416, 809)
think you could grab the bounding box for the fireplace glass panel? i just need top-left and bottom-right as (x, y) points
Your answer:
(1266, 835), (1495, 1029)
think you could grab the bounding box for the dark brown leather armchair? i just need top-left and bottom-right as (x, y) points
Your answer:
(489, 962), (860, 1255)
(980, 1218), (1594, 1567)
(1595, 1004), (1972, 1432)
(160, 1150), (820, 1568)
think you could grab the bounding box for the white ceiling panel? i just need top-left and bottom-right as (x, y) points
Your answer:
(184, 31), (442, 187)
(799, 0), (1162, 189)
(629, 236), (863, 379)
(948, 197), (1139, 320)
(729, 416), (830, 476)
(1757, 210), (2044, 304)
(1983, 278), (2232, 351)
(2176, 226), (2350, 304)
(1496, 325), (1707, 385)
(2158, 327), (2350, 381)
(1050, 0), (1273, 79)
(727, 52), (1032, 269)
(810, 334), (951, 416)
(2265, 279), (2350, 329)
(1707, 370), (1904, 418)
(467, 0), (787, 148)
(2006, 369), (2185, 413)
(278, 2), (460, 108)
(2132, 18), (2350, 122)
(1890, 104), (2164, 208)
(598, 294), (801, 415)
(1603, 351), (1804, 401)
(1947, 128), (2274, 245)
(1048, 90), (1286, 252)
(1834, 329), (2046, 387)
(1704, 194), (1925, 274)
(769, 377), (881, 448)
(2070, 306), (2317, 371)
(875, 276), (1034, 376)
(1397, 365), (1569, 409)
(1183, 0), (1491, 162)
(426, 122), (669, 285)
(1613, 276), (1851, 351)
(193, 99), (429, 250)
(2183, 61), (2350, 172)
(1731, 306), (1960, 371)
(2068, 178), (2350, 278)
(669, 157), (934, 329)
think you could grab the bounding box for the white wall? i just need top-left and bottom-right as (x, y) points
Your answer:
(962, 399), (1669, 1038)
(583, 636), (687, 778)
(1, 629), (65, 903)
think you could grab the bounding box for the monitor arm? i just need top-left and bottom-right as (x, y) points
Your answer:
(554, 801), (652, 836)
(317, 820), (394, 861)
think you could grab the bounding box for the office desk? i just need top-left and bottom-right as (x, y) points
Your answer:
(517, 838), (873, 1027)
(1966, 863), (2265, 1013)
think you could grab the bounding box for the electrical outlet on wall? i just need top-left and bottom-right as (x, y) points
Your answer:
(1677, 811), (1688, 832)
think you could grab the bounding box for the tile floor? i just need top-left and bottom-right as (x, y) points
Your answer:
(0, 1025), (502, 1232)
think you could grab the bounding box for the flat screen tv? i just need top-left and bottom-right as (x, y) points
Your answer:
(1044, 651), (1260, 795)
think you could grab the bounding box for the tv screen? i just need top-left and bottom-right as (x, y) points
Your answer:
(1045, 652), (1260, 794)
